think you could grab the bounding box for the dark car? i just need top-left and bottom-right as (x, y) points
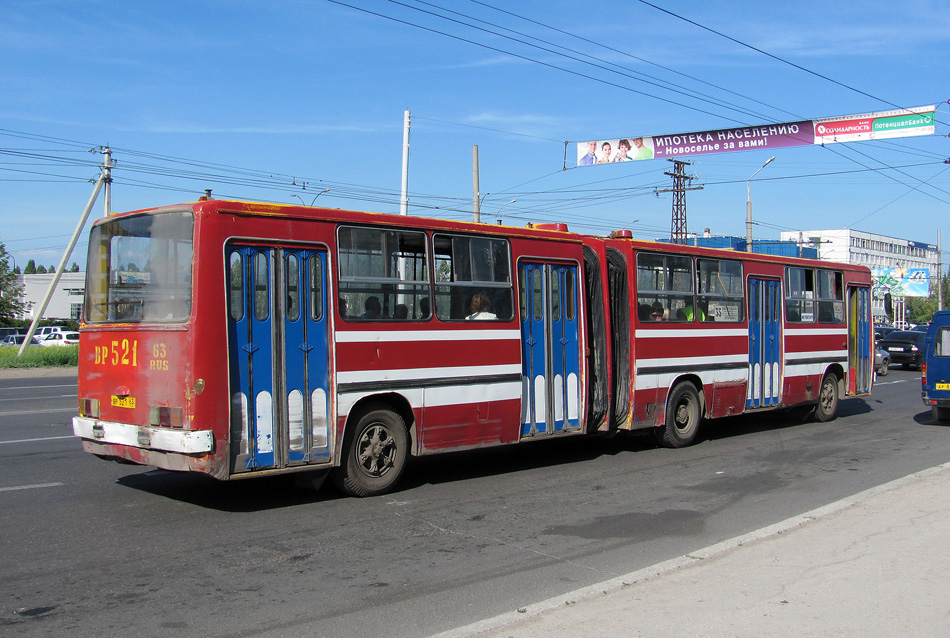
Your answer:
(875, 326), (897, 339)
(877, 330), (926, 369)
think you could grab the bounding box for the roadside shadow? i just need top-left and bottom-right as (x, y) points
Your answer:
(397, 431), (657, 491)
(701, 397), (873, 443)
(913, 409), (950, 427)
(116, 469), (343, 512)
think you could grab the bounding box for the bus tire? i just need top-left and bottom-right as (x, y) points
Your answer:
(331, 405), (408, 497)
(814, 373), (839, 423)
(933, 406), (950, 422)
(656, 382), (701, 448)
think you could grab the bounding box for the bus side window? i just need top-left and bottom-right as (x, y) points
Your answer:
(309, 255), (323, 321)
(253, 252), (269, 321)
(228, 251), (244, 321)
(286, 254), (299, 322)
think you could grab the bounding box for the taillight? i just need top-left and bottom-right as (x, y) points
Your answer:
(80, 398), (100, 418)
(922, 361), (927, 385)
(149, 405), (184, 428)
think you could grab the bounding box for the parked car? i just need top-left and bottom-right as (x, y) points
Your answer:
(35, 326), (68, 339)
(877, 330), (926, 369)
(875, 348), (890, 376)
(923, 311), (950, 420)
(875, 326), (897, 340)
(38, 331), (80, 346)
(1, 334), (42, 346)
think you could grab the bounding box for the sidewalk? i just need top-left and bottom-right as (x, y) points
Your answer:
(441, 463), (950, 638)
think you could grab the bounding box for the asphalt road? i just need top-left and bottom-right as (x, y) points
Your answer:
(0, 367), (944, 637)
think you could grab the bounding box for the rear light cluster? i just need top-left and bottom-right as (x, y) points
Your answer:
(149, 406), (184, 428)
(79, 398), (100, 418)
(922, 361), (927, 385)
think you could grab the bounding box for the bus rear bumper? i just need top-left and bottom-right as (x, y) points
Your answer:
(72, 416), (214, 455)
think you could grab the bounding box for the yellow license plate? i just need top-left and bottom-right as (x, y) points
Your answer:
(111, 395), (136, 409)
(936, 383), (950, 391)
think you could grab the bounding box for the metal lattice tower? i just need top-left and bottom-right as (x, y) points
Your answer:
(655, 160), (702, 244)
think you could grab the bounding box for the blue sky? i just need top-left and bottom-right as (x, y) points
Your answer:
(2, 0), (949, 269)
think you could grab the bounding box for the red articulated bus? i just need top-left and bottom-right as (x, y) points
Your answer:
(73, 199), (874, 495)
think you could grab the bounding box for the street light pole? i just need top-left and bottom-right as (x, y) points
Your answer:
(494, 199), (516, 224)
(746, 156), (775, 252)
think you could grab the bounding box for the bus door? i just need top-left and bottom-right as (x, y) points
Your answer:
(848, 285), (872, 393)
(228, 245), (331, 473)
(281, 249), (331, 465)
(747, 278), (782, 408)
(519, 262), (581, 437)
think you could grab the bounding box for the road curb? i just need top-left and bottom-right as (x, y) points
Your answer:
(432, 461), (950, 638)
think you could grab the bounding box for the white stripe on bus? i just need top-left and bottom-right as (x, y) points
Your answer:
(336, 329), (521, 343)
(337, 363), (522, 384)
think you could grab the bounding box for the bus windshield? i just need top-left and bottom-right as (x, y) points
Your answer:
(84, 211), (194, 324)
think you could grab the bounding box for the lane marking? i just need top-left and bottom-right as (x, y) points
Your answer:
(875, 379), (907, 386)
(0, 394), (76, 403)
(0, 435), (74, 445)
(0, 384), (76, 390)
(0, 408), (77, 417)
(0, 482), (64, 492)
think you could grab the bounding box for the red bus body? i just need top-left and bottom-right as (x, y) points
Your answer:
(73, 200), (874, 494)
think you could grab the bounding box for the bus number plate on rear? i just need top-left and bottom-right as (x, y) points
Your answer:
(936, 383), (950, 391)
(111, 396), (136, 409)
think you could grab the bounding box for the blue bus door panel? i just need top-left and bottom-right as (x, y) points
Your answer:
(848, 286), (872, 394)
(281, 249), (331, 465)
(747, 278), (781, 408)
(520, 263), (581, 438)
(521, 264), (548, 436)
(229, 247), (276, 470)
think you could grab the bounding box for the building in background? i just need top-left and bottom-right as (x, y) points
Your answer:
(15, 272), (85, 322)
(779, 229), (941, 323)
(660, 229), (819, 258)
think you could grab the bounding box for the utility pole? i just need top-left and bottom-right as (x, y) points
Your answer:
(939, 230), (944, 311)
(102, 146), (113, 215)
(472, 145), (481, 223)
(400, 110), (410, 216)
(19, 151), (111, 356)
(655, 159), (702, 244)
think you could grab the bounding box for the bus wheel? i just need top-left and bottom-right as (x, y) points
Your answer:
(933, 406), (950, 422)
(332, 406), (408, 497)
(656, 382), (701, 448)
(814, 373), (839, 422)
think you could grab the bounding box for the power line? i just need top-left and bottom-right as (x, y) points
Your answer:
(635, 0), (913, 113)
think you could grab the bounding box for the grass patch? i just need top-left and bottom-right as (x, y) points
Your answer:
(0, 345), (78, 368)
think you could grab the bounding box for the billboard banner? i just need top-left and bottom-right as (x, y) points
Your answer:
(575, 105), (937, 166)
(871, 267), (930, 298)
(814, 106), (936, 144)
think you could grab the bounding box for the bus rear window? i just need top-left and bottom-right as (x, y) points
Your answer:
(84, 211), (194, 324)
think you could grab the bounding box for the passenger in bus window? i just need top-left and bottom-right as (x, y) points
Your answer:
(650, 301), (666, 321)
(419, 297), (430, 319)
(394, 304), (409, 320)
(680, 304), (705, 321)
(466, 293), (497, 320)
(362, 296), (381, 319)
(338, 297), (348, 318)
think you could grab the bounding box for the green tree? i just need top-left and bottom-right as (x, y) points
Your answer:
(0, 241), (31, 321)
(24, 259), (36, 274)
(36, 265), (47, 274)
(906, 273), (950, 324)
(69, 262), (79, 272)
